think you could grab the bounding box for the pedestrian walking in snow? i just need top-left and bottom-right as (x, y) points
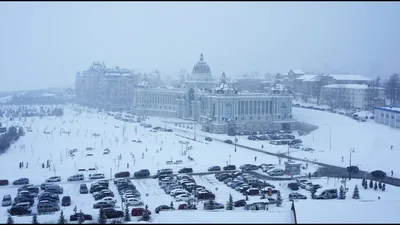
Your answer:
(308, 172), (311, 179)
(21, 162), (24, 168)
(391, 170), (394, 176)
(254, 156), (257, 162)
(341, 156), (344, 162)
(42, 163), (44, 168)
(26, 162), (28, 168)
(142, 152), (144, 159)
(146, 148), (148, 152)
(127, 163), (129, 168)
(391, 145), (393, 150)
(261, 145), (264, 149)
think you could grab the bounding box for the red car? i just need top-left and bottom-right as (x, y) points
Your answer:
(0, 180), (9, 186)
(131, 208), (151, 217)
(178, 204), (197, 210)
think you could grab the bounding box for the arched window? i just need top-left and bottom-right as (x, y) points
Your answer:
(224, 103), (233, 120)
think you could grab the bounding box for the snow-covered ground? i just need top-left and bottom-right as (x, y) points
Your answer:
(1, 104), (400, 223)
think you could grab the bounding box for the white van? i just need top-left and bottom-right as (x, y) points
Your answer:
(67, 174), (84, 181)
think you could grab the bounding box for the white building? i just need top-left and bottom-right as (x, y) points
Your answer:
(321, 84), (384, 109)
(133, 54), (296, 134)
(374, 106), (400, 129)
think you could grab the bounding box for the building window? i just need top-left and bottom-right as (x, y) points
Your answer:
(250, 116), (253, 120)
(249, 101), (253, 114)
(241, 117), (244, 121)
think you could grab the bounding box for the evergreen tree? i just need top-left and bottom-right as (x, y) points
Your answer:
(352, 185), (360, 199)
(382, 184), (386, 191)
(276, 191), (282, 207)
(7, 215), (14, 224)
(32, 214), (39, 224)
(124, 203), (131, 222)
(208, 200), (215, 210)
(170, 201), (174, 209)
(362, 178), (366, 187)
(226, 194), (234, 210)
(58, 210), (66, 224)
(369, 180), (373, 188)
(78, 210), (85, 224)
(374, 181), (378, 190)
(378, 182), (382, 190)
(98, 208), (107, 224)
(364, 181), (368, 189)
(142, 205), (150, 221)
(339, 185), (346, 199)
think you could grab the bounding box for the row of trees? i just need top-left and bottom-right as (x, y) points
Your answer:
(0, 106), (63, 118)
(0, 126), (24, 153)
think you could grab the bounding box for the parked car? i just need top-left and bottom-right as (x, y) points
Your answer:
(246, 188), (260, 196)
(371, 170), (386, 179)
(203, 200), (224, 210)
(8, 206), (31, 216)
(103, 208), (124, 219)
(89, 173), (105, 180)
(61, 196), (71, 206)
(80, 184), (88, 194)
(69, 212), (93, 221)
(0, 179), (9, 186)
(2, 194), (12, 207)
(205, 137), (212, 141)
(175, 194), (193, 202)
(234, 199), (247, 207)
(13, 178), (29, 185)
(289, 192), (307, 200)
(347, 166), (359, 173)
(287, 182), (299, 191)
(37, 200), (60, 213)
(208, 166), (221, 171)
(224, 140), (233, 144)
(267, 169), (285, 176)
(90, 185), (108, 194)
(131, 208), (151, 216)
(155, 205), (171, 214)
(316, 189), (338, 199)
(13, 196), (34, 206)
(46, 176), (61, 182)
(67, 174), (84, 181)
(93, 201), (114, 209)
(223, 165), (236, 171)
(126, 198), (143, 206)
(178, 203), (197, 210)
(134, 169), (150, 178)
(178, 167), (193, 174)
(45, 185), (64, 194)
(114, 171), (130, 178)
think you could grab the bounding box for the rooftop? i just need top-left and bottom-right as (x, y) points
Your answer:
(296, 74), (320, 82)
(329, 74), (371, 81)
(376, 106), (400, 113)
(290, 69), (305, 75)
(323, 84), (382, 89)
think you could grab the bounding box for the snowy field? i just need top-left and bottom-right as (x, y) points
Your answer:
(1, 105), (400, 223)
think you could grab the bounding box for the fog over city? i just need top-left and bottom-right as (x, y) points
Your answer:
(0, 2), (399, 91)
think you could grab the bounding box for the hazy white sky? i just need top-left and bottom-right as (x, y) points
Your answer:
(0, 2), (399, 91)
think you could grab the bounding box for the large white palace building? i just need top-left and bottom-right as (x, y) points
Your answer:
(133, 54), (296, 134)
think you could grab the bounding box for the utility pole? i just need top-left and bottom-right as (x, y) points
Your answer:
(194, 122), (196, 141)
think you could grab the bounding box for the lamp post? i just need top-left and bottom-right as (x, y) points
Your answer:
(323, 124), (332, 151)
(349, 147), (355, 180)
(229, 155), (231, 165)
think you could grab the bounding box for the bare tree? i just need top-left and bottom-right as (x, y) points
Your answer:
(384, 74), (400, 105)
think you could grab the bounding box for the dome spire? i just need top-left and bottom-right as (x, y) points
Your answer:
(200, 53), (204, 62)
(221, 71), (226, 83)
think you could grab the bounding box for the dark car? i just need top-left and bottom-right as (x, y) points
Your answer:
(178, 203), (197, 210)
(178, 168), (193, 174)
(224, 140), (233, 144)
(69, 212), (93, 221)
(289, 192), (307, 200)
(208, 166), (221, 172)
(134, 169), (150, 178)
(13, 178), (29, 185)
(371, 170), (386, 179)
(90, 185), (108, 194)
(131, 207), (152, 216)
(103, 208), (124, 218)
(0, 179), (9, 186)
(61, 196), (71, 206)
(13, 196), (34, 206)
(197, 192), (215, 201)
(155, 205), (171, 214)
(80, 184), (88, 194)
(158, 169), (173, 176)
(8, 206), (31, 216)
(287, 182), (299, 191)
(114, 171), (130, 178)
(347, 166), (359, 173)
(203, 200), (224, 210)
(94, 180), (109, 188)
(94, 192), (114, 201)
(223, 165), (236, 171)
(205, 137), (212, 142)
(234, 199), (247, 207)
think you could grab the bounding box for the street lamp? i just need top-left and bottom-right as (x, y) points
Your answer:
(349, 147), (355, 180)
(229, 155), (231, 165)
(323, 124), (332, 151)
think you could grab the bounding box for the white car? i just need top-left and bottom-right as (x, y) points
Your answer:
(174, 194), (192, 202)
(304, 182), (314, 191)
(125, 198), (143, 206)
(46, 176), (61, 182)
(169, 189), (187, 196)
(89, 173), (105, 180)
(123, 194), (135, 201)
(101, 197), (117, 205)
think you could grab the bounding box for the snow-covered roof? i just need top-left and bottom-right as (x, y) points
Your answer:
(290, 69), (305, 75)
(40, 93), (56, 97)
(323, 84), (371, 89)
(328, 74), (371, 81)
(296, 74), (320, 82)
(376, 106), (400, 113)
(137, 81), (152, 88)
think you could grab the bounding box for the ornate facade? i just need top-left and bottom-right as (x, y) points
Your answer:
(133, 54), (295, 134)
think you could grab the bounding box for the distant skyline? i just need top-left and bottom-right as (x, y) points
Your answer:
(0, 2), (399, 91)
